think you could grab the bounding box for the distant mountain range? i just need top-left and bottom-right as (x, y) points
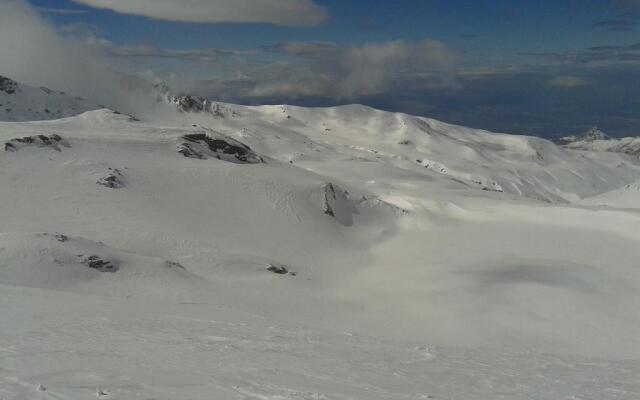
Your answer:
(555, 126), (640, 156)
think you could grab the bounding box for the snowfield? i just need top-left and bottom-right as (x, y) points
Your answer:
(1, 80), (640, 399)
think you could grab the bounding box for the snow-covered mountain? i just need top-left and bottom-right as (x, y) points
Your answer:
(155, 94), (640, 203)
(155, 82), (237, 117)
(0, 75), (100, 121)
(2, 77), (640, 399)
(555, 126), (610, 144)
(556, 126), (640, 156)
(564, 135), (640, 156)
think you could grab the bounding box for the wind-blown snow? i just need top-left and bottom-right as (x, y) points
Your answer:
(1, 80), (640, 399)
(0, 75), (100, 121)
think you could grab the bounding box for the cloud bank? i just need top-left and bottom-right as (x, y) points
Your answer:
(70, 0), (328, 26)
(253, 40), (458, 99)
(0, 0), (165, 117)
(1, 0), (637, 137)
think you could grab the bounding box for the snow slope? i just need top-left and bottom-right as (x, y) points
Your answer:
(157, 101), (640, 203)
(580, 180), (640, 208)
(2, 81), (640, 399)
(0, 75), (100, 121)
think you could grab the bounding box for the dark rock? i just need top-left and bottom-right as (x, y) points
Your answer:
(324, 183), (337, 216)
(4, 134), (67, 152)
(178, 133), (263, 164)
(177, 143), (205, 159)
(54, 233), (68, 242)
(0, 76), (18, 95)
(166, 261), (186, 270)
(97, 168), (125, 189)
(77, 255), (118, 272)
(267, 264), (289, 275)
(40, 232), (69, 242)
(323, 183), (348, 217)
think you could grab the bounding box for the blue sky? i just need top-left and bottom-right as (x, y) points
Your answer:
(20, 0), (640, 136)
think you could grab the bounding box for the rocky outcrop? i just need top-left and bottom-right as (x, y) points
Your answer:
(267, 264), (289, 274)
(97, 168), (125, 189)
(0, 75), (18, 95)
(155, 83), (237, 117)
(555, 126), (640, 157)
(555, 126), (611, 145)
(178, 133), (263, 164)
(77, 255), (118, 272)
(4, 134), (68, 152)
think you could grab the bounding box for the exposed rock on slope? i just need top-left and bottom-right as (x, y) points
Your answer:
(97, 168), (125, 189)
(77, 254), (118, 272)
(322, 182), (358, 225)
(155, 83), (237, 117)
(178, 132), (264, 164)
(320, 182), (407, 227)
(4, 134), (68, 152)
(0, 75), (18, 94)
(0, 232), (205, 298)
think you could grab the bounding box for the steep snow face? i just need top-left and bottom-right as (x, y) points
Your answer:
(0, 75), (100, 121)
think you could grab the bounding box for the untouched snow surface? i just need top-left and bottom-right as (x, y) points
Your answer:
(2, 98), (640, 399)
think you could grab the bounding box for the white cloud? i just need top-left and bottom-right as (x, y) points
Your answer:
(0, 1), (456, 113)
(0, 0), (165, 116)
(252, 40), (458, 99)
(338, 40), (456, 98)
(547, 76), (591, 88)
(70, 0), (328, 26)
